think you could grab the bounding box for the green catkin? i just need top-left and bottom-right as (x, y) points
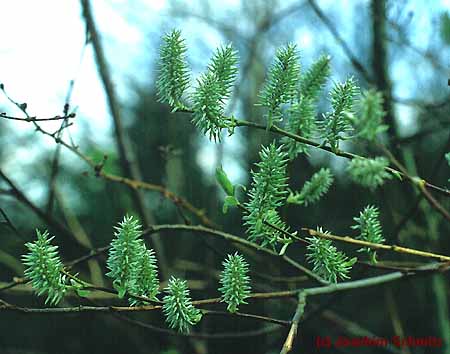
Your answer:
(156, 29), (190, 110)
(219, 253), (251, 313)
(22, 230), (67, 305)
(162, 277), (202, 333)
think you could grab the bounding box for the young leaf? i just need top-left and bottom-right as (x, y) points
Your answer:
(216, 165), (235, 196)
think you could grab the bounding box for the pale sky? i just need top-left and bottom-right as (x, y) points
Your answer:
(0, 0), (448, 196)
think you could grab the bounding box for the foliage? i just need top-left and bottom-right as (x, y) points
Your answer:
(347, 156), (392, 190)
(287, 168), (334, 206)
(352, 205), (385, 263)
(258, 44), (300, 129)
(243, 142), (290, 248)
(22, 230), (68, 305)
(219, 253), (251, 313)
(306, 227), (357, 283)
(156, 29), (190, 110)
(162, 277), (202, 333)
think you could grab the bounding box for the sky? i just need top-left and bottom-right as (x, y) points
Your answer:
(0, 0), (448, 195)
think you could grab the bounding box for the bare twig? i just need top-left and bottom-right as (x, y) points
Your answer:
(303, 228), (450, 262)
(280, 292), (306, 354)
(0, 113), (75, 122)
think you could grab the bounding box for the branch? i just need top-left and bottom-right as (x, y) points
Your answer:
(3, 263), (448, 314)
(0, 103), (216, 228)
(280, 292), (306, 354)
(307, 0), (372, 83)
(143, 224), (327, 285)
(302, 228), (450, 262)
(0, 112), (75, 122)
(0, 169), (83, 248)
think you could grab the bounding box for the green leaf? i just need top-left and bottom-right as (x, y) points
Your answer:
(223, 196), (239, 214)
(216, 166), (235, 196)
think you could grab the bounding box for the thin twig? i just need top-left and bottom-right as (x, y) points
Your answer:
(303, 228), (450, 262)
(280, 291), (306, 354)
(0, 113), (75, 122)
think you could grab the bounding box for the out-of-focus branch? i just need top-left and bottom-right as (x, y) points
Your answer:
(307, 0), (372, 83)
(80, 0), (169, 278)
(0, 169), (82, 248)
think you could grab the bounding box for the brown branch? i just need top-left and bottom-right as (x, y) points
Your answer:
(378, 144), (450, 223)
(4, 263), (448, 315)
(0, 102), (216, 228)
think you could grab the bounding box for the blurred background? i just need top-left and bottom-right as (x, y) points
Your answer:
(0, 0), (449, 353)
